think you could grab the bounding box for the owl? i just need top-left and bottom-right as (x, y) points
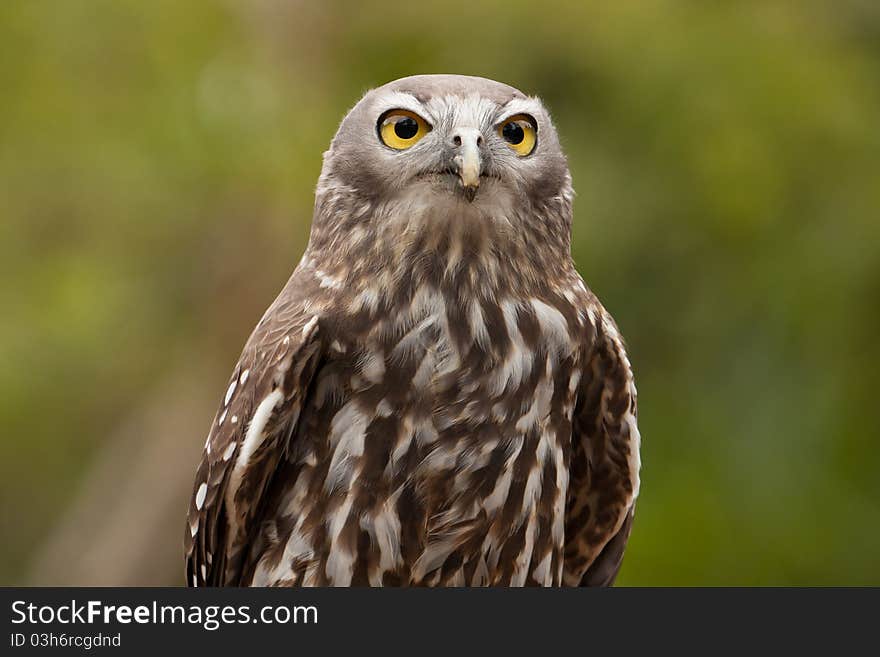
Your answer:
(185, 74), (641, 587)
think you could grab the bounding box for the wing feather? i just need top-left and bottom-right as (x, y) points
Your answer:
(185, 284), (324, 586)
(564, 304), (641, 586)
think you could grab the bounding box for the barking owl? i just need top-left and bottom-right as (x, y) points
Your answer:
(185, 74), (641, 587)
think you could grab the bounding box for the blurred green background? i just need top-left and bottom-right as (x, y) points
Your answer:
(2, 0), (879, 586)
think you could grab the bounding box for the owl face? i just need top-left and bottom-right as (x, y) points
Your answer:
(322, 75), (570, 213)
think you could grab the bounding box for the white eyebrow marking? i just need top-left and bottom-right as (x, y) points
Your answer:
(496, 97), (545, 125)
(375, 91), (433, 124)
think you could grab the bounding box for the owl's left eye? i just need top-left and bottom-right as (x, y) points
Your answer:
(378, 110), (431, 150)
(498, 114), (537, 156)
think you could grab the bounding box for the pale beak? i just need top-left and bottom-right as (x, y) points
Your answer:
(452, 128), (482, 202)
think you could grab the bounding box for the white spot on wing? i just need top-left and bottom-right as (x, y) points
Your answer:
(195, 483), (207, 510)
(225, 390), (284, 529)
(239, 369), (249, 385)
(302, 315), (319, 338)
(224, 379), (237, 407)
(223, 442), (236, 461)
(234, 390), (282, 471)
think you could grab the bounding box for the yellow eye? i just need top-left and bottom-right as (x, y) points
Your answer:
(378, 109), (431, 150)
(498, 114), (537, 156)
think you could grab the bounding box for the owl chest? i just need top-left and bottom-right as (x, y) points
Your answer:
(314, 302), (578, 505)
(325, 279), (581, 399)
(328, 304), (574, 426)
(264, 304), (579, 585)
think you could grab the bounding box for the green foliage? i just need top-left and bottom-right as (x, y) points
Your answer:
(2, 0), (878, 584)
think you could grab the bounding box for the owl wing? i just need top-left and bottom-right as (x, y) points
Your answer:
(184, 281), (324, 587)
(564, 305), (641, 586)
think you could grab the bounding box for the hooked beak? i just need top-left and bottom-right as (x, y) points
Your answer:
(452, 128), (482, 202)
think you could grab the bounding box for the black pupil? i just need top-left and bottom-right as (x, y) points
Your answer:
(502, 121), (525, 145)
(394, 117), (419, 140)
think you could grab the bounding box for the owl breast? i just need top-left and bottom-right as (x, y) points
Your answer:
(246, 285), (582, 586)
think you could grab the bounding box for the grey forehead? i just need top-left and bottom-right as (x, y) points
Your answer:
(378, 74), (527, 105)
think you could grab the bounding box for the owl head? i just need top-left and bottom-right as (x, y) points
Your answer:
(317, 75), (572, 218)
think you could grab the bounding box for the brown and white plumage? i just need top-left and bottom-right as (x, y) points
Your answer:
(185, 74), (640, 587)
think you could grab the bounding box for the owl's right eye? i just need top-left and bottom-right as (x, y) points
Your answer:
(378, 110), (431, 150)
